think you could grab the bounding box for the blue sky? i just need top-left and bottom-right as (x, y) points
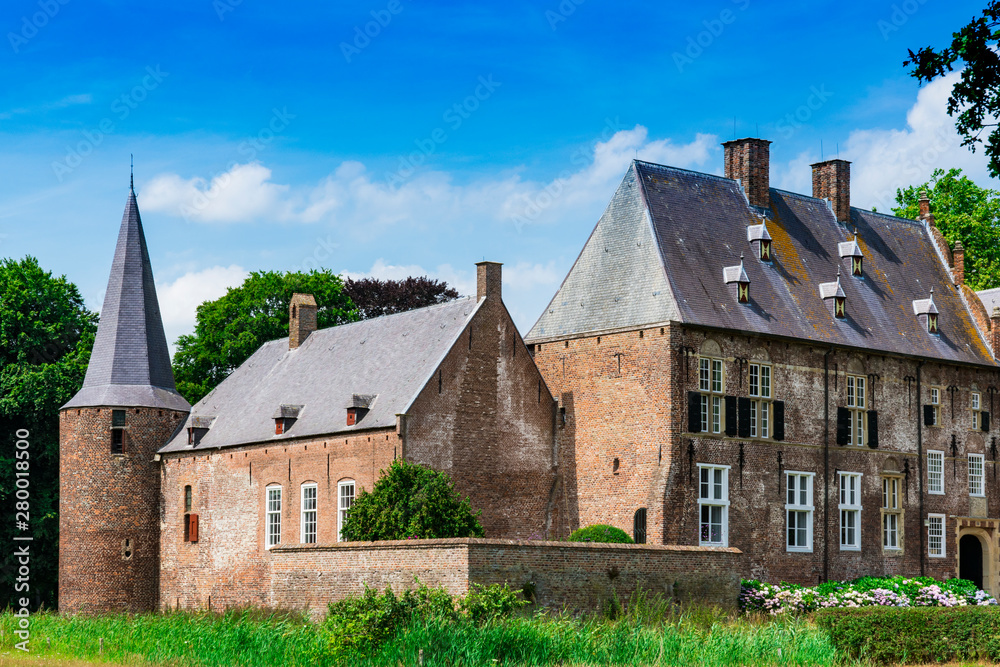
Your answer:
(0, 0), (993, 350)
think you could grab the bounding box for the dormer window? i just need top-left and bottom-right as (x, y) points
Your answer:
(186, 416), (214, 446)
(913, 288), (939, 334)
(838, 232), (864, 278)
(820, 269), (847, 319)
(723, 255), (751, 304)
(272, 405), (303, 435)
(747, 222), (772, 262)
(346, 394), (377, 426)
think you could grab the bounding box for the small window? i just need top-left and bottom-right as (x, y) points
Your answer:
(338, 480), (355, 542)
(111, 429), (124, 455)
(266, 486), (282, 549)
(301, 484), (317, 544)
(759, 238), (772, 262)
(846, 375), (866, 446)
(838, 472), (862, 551)
(698, 357), (725, 434)
(697, 464), (729, 546)
(274, 419), (284, 435)
(786, 472), (814, 552)
(927, 514), (945, 558)
(929, 388), (940, 426)
(184, 485), (192, 513)
(112, 409), (126, 427)
(737, 282), (749, 304)
(834, 295), (846, 319)
(851, 256), (863, 277)
(633, 508), (647, 544)
(749, 363), (772, 439)
(928, 312), (938, 334)
(882, 476), (902, 551)
(971, 392), (982, 431)
(927, 450), (944, 495)
(969, 454), (985, 497)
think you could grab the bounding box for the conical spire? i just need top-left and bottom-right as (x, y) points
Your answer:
(63, 186), (190, 411)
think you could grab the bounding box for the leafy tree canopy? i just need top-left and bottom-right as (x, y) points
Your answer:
(0, 256), (97, 610)
(905, 2), (1000, 177)
(340, 459), (484, 541)
(171, 269), (356, 404)
(891, 167), (1000, 290)
(343, 276), (459, 320)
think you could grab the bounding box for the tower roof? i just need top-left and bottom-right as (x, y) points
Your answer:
(63, 186), (190, 411)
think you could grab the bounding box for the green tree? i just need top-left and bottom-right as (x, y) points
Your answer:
(905, 2), (1000, 177)
(171, 269), (356, 404)
(567, 524), (634, 544)
(891, 168), (1000, 290)
(340, 459), (484, 541)
(0, 256), (97, 610)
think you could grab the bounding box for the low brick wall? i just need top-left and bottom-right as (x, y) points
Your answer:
(270, 538), (744, 615)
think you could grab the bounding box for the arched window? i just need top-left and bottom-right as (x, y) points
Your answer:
(301, 483), (317, 544)
(266, 485), (282, 549)
(338, 480), (355, 542)
(633, 508), (647, 544)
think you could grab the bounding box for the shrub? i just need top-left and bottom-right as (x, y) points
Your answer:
(567, 524), (633, 544)
(339, 459), (484, 541)
(458, 583), (529, 624)
(815, 606), (1000, 664)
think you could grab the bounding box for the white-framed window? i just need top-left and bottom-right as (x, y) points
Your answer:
(749, 363), (772, 439)
(927, 450), (945, 495)
(882, 476), (902, 550)
(300, 483), (317, 544)
(338, 480), (356, 542)
(786, 472), (814, 552)
(266, 485), (282, 549)
(846, 375), (866, 446)
(698, 357), (725, 434)
(929, 387), (940, 426)
(969, 454), (985, 497)
(971, 392), (982, 430)
(838, 472), (862, 551)
(697, 464), (730, 546)
(927, 513), (946, 558)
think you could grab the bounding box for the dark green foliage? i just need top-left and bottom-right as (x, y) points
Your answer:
(892, 168), (1000, 289)
(0, 256), (97, 610)
(816, 606), (1000, 664)
(171, 269), (356, 404)
(339, 459), (484, 541)
(905, 2), (1000, 177)
(567, 524), (634, 544)
(343, 276), (459, 320)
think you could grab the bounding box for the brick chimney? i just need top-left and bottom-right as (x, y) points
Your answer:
(918, 190), (933, 226)
(477, 261), (502, 301)
(811, 159), (851, 223)
(992, 307), (1000, 358)
(954, 240), (965, 286)
(723, 138), (771, 208)
(289, 293), (318, 349)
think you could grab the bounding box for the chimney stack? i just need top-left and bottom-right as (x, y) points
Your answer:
(723, 138), (771, 209)
(477, 261), (502, 301)
(811, 159), (851, 224)
(289, 293), (318, 349)
(918, 190), (934, 226)
(954, 240), (965, 286)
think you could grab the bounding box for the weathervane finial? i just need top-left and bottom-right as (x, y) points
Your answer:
(130, 154), (134, 192)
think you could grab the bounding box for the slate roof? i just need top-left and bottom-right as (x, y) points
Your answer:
(64, 188), (190, 411)
(527, 160), (995, 367)
(978, 287), (1000, 316)
(160, 297), (481, 452)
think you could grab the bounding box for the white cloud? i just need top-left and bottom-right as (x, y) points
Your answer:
(140, 163), (292, 223)
(774, 72), (992, 211)
(157, 264), (248, 352)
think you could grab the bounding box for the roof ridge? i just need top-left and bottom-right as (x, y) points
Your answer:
(633, 159), (733, 185)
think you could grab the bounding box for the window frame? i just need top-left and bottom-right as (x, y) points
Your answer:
(300, 483), (318, 544)
(971, 391), (982, 431)
(696, 464), (730, 547)
(698, 357), (725, 434)
(266, 485), (282, 549)
(749, 362), (772, 439)
(927, 450), (945, 495)
(929, 387), (941, 426)
(881, 476), (903, 552)
(338, 479), (356, 542)
(785, 471), (815, 553)
(969, 453), (985, 497)
(846, 375), (867, 447)
(927, 513), (946, 558)
(838, 472), (862, 552)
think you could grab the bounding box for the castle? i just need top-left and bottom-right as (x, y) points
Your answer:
(60, 138), (1000, 612)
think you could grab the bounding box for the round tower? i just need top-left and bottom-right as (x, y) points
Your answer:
(59, 184), (190, 613)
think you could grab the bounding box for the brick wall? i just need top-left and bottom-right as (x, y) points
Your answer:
(270, 538), (744, 615)
(60, 406), (187, 613)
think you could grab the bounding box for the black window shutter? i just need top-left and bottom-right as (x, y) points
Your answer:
(724, 396), (738, 436)
(923, 405), (934, 427)
(836, 407), (849, 445)
(773, 400), (785, 441)
(867, 410), (879, 448)
(737, 397), (751, 438)
(688, 392), (702, 433)
(982, 412), (991, 433)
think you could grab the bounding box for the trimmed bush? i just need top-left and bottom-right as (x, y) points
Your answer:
(815, 606), (1000, 664)
(339, 459), (484, 541)
(567, 524), (633, 544)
